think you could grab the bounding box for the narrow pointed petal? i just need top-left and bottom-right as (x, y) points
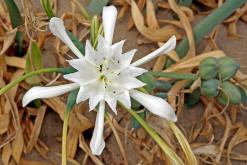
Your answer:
(49, 17), (84, 59)
(22, 83), (79, 107)
(131, 35), (176, 67)
(118, 91), (131, 109)
(102, 6), (117, 45)
(114, 77), (146, 90)
(130, 90), (177, 122)
(90, 101), (106, 155)
(120, 66), (147, 77)
(105, 94), (117, 114)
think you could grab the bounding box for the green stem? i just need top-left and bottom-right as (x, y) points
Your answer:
(150, 71), (197, 80)
(0, 67), (76, 96)
(62, 111), (70, 165)
(118, 101), (185, 165)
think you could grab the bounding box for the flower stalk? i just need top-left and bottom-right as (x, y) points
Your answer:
(118, 101), (184, 165)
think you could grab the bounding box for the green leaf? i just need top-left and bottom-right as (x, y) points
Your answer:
(40, 0), (54, 19)
(131, 98), (142, 110)
(87, 0), (109, 14)
(155, 93), (168, 99)
(131, 111), (146, 129)
(138, 72), (155, 93)
(66, 30), (85, 55)
(5, 0), (23, 53)
(201, 79), (220, 98)
(90, 16), (99, 46)
(199, 57), (219, 80)
(5, 0), (22, 28)
(155, 80), (172, 92)
(237, 86), (247, 103)
(25, 41), (44, 85)
(218, 57), (240, 81)
(166, 0), (247, 68)
(217, 81), (241, 105)
(151, 71), (197, 80)
(67, 88), (80, 112)
(186, 88), (200, 107)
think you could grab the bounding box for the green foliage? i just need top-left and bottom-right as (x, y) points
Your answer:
(217, 81), (241, 105)
(155, 80), (172, 92)
(138, 72), (156, 93)
(155, 93), (168, 99)
(5, 0), (23, 53)
(66, 30), (85, 55)
(25, 41), (43, 85)
(131, 111), (146, 129)
(218, 57), (240, 81)
(186, 88), (200, 107)
(67, 88), (80, 113)
(201, 79), (220, 98)
(87, 0), (109, 14)
(151, 71), (197, 80)
(199, 57), (219, 80)
(40, 0), (54, 19)
(237, 87), (247, 103)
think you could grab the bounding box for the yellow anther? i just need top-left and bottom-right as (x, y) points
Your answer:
(97, 66), (101, 71)
(104, 60), (108, 64)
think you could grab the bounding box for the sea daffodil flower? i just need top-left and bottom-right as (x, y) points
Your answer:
(22, 6), (177, 155)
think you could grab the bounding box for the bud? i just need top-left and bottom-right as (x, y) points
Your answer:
(201, 79), (220, 98)
(218, 57), (240, 81)
(199, 57), (219, 80)
(216, 81), (241, 105)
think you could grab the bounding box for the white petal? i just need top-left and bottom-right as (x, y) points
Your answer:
(105, 94), (117, 114)
(49, 17), (84, 59)
(76, 80), (105, 107)
(120, 66), (147, 77)
(102, 6), (117, 45)
(130, 90), (177, 122)
(111, 40), (125, 55)
(90, 101), (106, 155)
(131, 35), (176, 67)
(114, 77), (146, 90)
(85, 40), (104, 66)
(22, 83), (79, 107)
(117, 91), (131, 109)
(89, 94), (104, 111)
(120, 49), (137, 69)
(64, 60), (99, 84)
(76, 87), (90, 104)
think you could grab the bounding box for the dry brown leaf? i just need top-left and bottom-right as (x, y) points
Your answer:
(131, 0), (181, 42)
(156, 2), (194, 21)
(0, 112), (10, 134)
(127, 0), (146, 30)
(2, 143), (12, 165)
(9, 69), (25, 99)
(69, 111), (93, 133)
(192, 143), (219, 157)
(43, 97), (66, 120)
(227, 125), (247, 164)
(146, 0), (159, 29)
(67, 129), (79, 158)
(168, 0), (195, 59)
(25, 105), (47, 153)
(0, 28), (17, 56)
(19, 159), (56, 165)
(4, 56), (26, 69)
(6, 95), (24, 164)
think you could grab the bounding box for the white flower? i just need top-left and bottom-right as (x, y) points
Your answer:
(22, 6), (177, 155)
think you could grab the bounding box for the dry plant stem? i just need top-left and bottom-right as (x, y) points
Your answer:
(105, 113), (128, 165)
(168, 122), (198, 165)
(118, 101), (185, 165)
(62, 111), (70, 165)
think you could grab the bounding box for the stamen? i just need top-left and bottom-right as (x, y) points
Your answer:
(104, 60), (108, 64)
